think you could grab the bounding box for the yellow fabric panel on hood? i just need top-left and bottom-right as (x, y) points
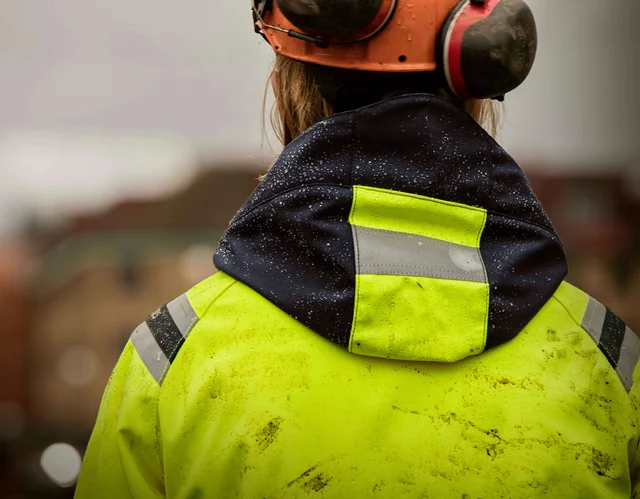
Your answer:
(349, 185), (487, 247)
(350, 274), (488, 361)
(348, 186), (489, 361)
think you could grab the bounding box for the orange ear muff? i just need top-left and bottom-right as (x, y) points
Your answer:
(438, 0), (537, 100)
(253, 0), (536, 93)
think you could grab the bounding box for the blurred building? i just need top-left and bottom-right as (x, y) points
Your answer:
(0, 241), (30, 412)
(12, 165), (260, 496)
(28, 167), (259, 431)
(0, 239), (32, 494)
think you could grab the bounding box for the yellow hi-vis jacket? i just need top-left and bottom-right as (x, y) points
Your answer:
(77, 95), (640, 498)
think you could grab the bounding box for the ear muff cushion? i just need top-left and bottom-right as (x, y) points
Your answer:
(438, 0), (537, 99)
(437, 0), (470, 97)
(277, 0), (387, 39)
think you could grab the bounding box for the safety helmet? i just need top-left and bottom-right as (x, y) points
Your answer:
(252, 0), (537, 100)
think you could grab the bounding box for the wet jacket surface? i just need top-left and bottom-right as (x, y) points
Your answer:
(76, 94), (640, 498)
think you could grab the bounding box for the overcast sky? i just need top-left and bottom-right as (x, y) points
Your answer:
(0, 0), (639, 236)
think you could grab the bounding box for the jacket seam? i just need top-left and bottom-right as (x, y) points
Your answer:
(349, 186), (361, 352)
(229, 183), (352, 225)
(356, 185), (487, 215)
(551, 294), (596, 342)
(158, 278), (239, 394)
(156, 276), (238, 481)
(199, 279), (240, 322)
(486, 210), (562, 246)
(478, 209), (489, 353)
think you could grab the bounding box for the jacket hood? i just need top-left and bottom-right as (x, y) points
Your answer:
(214, 94), (567, 362)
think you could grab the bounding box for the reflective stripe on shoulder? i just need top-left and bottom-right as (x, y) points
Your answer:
(581, 296), (640, 391)
(130, 293), (199, 385)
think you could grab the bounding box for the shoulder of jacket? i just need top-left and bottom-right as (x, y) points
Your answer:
(552, 280), (639, 392)
(129, 271), (237, 385)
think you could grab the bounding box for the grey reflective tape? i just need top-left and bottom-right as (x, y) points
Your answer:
(581, 296), (638, 392)
(131, 321), (170, 384)
(352, 225), (486, 283)
(617, 326), (640, 391)
(166, 293), (198, 339)
(581, 297), (607, 342)
(351, 224), (361, 277)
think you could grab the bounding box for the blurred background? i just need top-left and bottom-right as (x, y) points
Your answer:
(1, 0), (639, 496)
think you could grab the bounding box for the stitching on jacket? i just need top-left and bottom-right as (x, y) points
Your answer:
(478, 209), (489, 352)
(357, 268), (485, 282)
(158, 279), (239, 388)
(350, 186), (361, 352)
(230, 183), (351, 225)
(359, 263), (481, 273)
(179, 301), (199, 337)
(356, 184), (486, 215)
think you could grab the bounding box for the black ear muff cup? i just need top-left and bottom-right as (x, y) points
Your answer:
(462, 0), (537, 98)
(438, 0), (537, 99)
(276, 0), (389, 39)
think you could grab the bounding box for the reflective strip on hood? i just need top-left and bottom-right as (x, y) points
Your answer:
(352, 225), (487, 282)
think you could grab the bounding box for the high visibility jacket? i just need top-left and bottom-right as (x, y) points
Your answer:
(76, 94), (640, 498)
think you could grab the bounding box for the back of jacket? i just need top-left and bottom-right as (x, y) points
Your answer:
(76, 95), (640, 498)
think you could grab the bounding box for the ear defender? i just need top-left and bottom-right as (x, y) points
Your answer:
(275, 0), (397, 41)
(438, 0), (537, 100)
(253, 0), (537, 97)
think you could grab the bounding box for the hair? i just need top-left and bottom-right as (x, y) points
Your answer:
(266, 54), (501, 149)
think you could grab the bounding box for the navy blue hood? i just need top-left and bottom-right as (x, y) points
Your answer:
(214, 94), (567, 354)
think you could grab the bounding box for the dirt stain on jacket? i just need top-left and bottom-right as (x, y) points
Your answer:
(255, 417), (284, 453)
